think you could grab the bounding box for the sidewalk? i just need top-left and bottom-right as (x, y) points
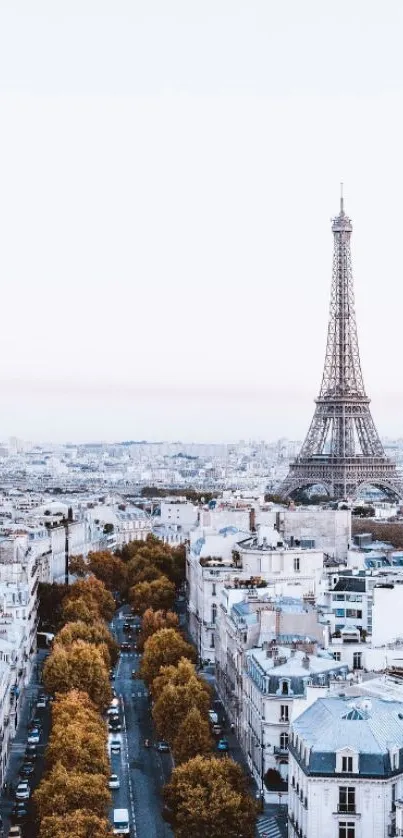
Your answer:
(0, 649), (50, 837)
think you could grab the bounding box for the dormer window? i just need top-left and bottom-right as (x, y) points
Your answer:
(336, 748), (358, 774)
(277, 678), (293, 697)
(389, 747), (399, 771)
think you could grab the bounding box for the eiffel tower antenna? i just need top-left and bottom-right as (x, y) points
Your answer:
(280, 191), (402, 500)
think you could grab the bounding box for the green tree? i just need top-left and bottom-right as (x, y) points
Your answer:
(39, 811), (113, 838)
(34, 761), (111, 818)
(130, 576), (176, 615)
(164, 755), (259, 838)
(172, 707), (213, 763)
(43, 640), (112, 710)
(138, 608), (179, 651)
(140, 629), (196, 689)
(38, 583), (69, 631)
(126, 556), (163, 588)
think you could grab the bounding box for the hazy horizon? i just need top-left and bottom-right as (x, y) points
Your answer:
(1, 1), (403, 443)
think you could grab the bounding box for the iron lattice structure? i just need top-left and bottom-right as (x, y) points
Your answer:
(280, 193), (403, 500)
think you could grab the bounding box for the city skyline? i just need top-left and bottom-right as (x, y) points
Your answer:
(1, 2), (403, 442)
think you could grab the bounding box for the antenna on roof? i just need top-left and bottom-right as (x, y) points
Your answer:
(340, 182), (344, 215)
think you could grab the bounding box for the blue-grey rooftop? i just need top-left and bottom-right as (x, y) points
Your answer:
(292, 696), (403, 776)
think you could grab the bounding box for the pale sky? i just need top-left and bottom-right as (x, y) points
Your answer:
(1, 0), (403, 443)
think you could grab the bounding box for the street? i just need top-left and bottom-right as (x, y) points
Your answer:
(110, 608), (173, 838)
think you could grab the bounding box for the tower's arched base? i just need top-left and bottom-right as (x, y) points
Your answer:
(280, 457), (403, 502)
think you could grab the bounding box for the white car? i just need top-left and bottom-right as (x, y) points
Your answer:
(110, 737), (121, 754)
(15, 781), (31, 800)
(27, 728), (40, 744)
(108, 774), (120, 790)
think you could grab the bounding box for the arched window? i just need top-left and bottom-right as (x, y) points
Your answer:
(281, 680), (289, 695)
(280, 732), (289, 751)
(211, 603), (217, 625)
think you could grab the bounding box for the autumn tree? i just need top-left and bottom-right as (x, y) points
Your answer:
(68, 555), (87, 577)
(126, 556), (163, 589)
(172, 707), (213, 763)
(153, 657), (204, 694)
(61, 596), (101, 626)
(138, 608), (179, 651)
(153, 676), (211, 743)
(130, 576), (176, 615)
(55, 620), (119, 666)
(64, 577), (115, 622)
(164, 755), (259, 838)
(86, 551), (128, 594)
(43, 640), (112, 710)
(34, 761), (111, 819)
(46, 691), (109, 776)
(39, 811), (113, 838)
(140, 628), (196, 689)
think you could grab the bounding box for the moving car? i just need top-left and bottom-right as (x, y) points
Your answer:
(120, 642), (131, 652)
(9, 826), (23, 838)
(108, 774), (120, 790)
(36, 697), (47, 710)
(212, 724), (222, 736)
(109, 718), (122, 732)
(217, 739), (229, 752)
(15, 781), (31, 800)
(113, 808), (130, 835)
(19, 762), (35, 778)
(209, 710), (219, 725)
(27, 728), (40, 745)
(25, 745), (37, 760)
(110, 738), (121, 754)
(155, 741), (170, 753)
(11, 802), (30, 823)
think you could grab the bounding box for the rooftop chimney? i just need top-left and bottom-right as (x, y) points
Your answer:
(249, 508), (256, 533)
(302, 654), (310, 670)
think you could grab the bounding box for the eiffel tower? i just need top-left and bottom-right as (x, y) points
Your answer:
(280, 190), (402, 500)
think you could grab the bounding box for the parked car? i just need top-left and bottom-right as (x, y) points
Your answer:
(108, 774), (120, 790)
(212, 724), (222, 736)
(109, 669), (116, 680)
(19, 762), (35, 778)
(208, 710), (219, 725)
(36, 697), (47, 710)
(11, 803), (30, 823)
(155, 741), (170, 753)
(29, 717), (42, 730)
(109, 719), (122, 732)
(9, 826), (23, 838)
(15, 781), (31, 800)
(25, 744), (37, 760)
(110, 738), (121, 754)
(27, 728), (40, 745)
(217, 739), (229, 752)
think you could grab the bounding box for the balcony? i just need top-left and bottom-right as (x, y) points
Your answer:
(334, 805), (360, 817)
(274, 746), (289, 756)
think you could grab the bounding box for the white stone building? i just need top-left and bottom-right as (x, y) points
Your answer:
(288, 695), (403, 838)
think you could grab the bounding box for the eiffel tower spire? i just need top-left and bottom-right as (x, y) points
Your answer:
(280, 192), (402, 500)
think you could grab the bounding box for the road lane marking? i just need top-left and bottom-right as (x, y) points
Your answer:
(121, 694), (137, 837)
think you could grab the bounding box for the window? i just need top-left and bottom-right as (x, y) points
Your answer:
(346, 609), (362, 619)
(280, 732), (289, 751)
(335, 609), (345, 618)
(353, 652), (362, 670)
(339, 823), (355, 838)
(211, 603), (217, 625)
(281, 680), (289, 696)
(342, 756), (353, 773)
(280, 705), (289, 722)
(212, 583), (216, 597)
(210, 633), (215, 648)
(293, 556), (300, 572)
(339, 787), (355, 813)
(392, 783), (397, 811)
(333, 652), (342, 662)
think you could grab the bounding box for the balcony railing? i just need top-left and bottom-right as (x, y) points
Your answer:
(274, 745), (289, 755)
